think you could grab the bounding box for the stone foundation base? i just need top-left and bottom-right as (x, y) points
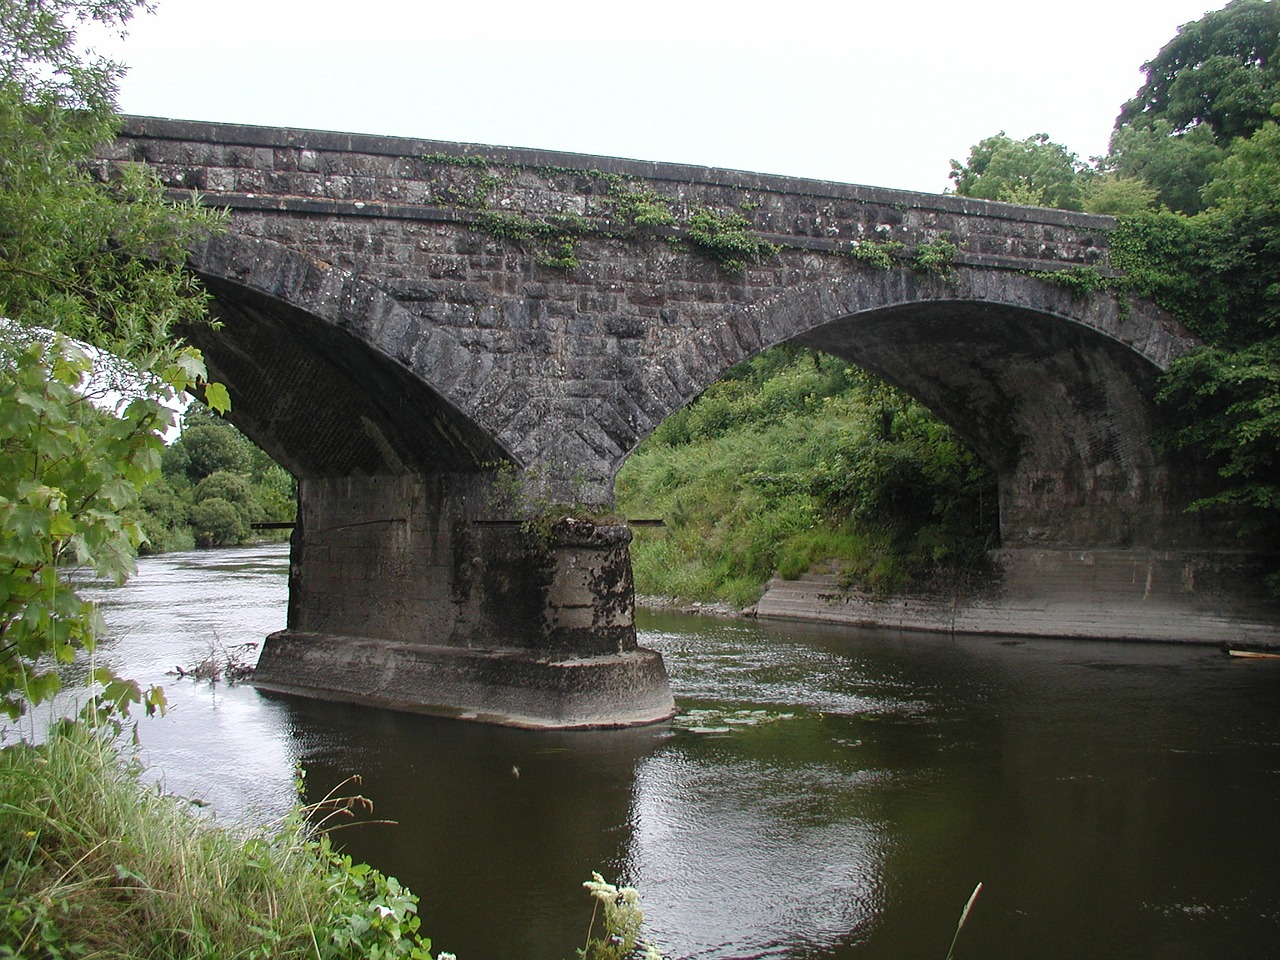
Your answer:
(756, 548), (1280, 646)
(251, 630), (676, 729)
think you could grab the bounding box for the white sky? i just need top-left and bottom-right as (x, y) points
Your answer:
(84, 0), (1222, 194)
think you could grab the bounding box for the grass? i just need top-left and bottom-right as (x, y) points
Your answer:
(616, 347), (997, 607)
(0, 722), (435, 959)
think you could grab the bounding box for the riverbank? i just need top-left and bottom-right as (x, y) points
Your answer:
(0, 723), (436, 959)
(752, 547), (1280, 647)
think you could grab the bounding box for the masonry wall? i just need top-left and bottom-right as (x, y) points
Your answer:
(100, 118), (1207, 552)
(290, 473), (638, 656)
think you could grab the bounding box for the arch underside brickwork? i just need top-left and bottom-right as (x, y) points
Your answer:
(183, 234), (510, 479)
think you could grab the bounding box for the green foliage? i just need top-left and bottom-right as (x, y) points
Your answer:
(180, 418), (254, 479)
(618, 348), (997, 603)
(1107, 0), (1280, 214)
(0, 14), (221, 362)
(1109, 204), (1279, 346)
(0, 338), (162, 716)
(1104, 119), (1224, 214)
(195, 469), (255, 512)
(130, 476), (194, 553)
(844, 237), (906, 270)
(1201, 118), (1280, 212)
(1027, 265), (1108, 296)
(911, 236), (959, 279)
(1117, 0), (1280, 145)
(579, 873), (662, 960)
(1156, 340), (1280, 526)
(420, 151), (491, 168)
(254, 462), (298, 523)
(144, 405), (296, 549)
(948, 132), (1090, 210)
(683, 206), (779, 273)
(0, 723), (438, 959)
(1079, 173), (1159, 215)
(0, 0), (232, 716)
(475, 210), (584, 269)
(186, 490), (256, 547)
(606, 181), (675, 229)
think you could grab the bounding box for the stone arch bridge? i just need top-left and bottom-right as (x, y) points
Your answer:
(101, 117), (1223, 727)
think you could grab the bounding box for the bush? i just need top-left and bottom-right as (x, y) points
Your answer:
(180, 421), (254, 480)
(189, 496), (250, 547)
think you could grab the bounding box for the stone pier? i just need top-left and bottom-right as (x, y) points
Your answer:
(252, 473), (675, 728)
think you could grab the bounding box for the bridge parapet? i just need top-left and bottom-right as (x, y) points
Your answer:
(106, 116), (1111, 279)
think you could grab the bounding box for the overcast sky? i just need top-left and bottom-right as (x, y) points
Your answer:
(85, 0), (1222, 194)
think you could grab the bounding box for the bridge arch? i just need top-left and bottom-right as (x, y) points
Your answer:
(183, 233), (511, 478)
(622, 268), (1200, 547)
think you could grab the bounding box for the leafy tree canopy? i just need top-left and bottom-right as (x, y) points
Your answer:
(1077, 173), (1159, 216)
(1117, 0), (1280, 144)
(1104, 119), (1224, 214)
(949, 132), (1090, 211)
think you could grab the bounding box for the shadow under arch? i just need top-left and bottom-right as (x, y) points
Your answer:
(182, 232), (511, 477)
(629, 267), (1201, 547)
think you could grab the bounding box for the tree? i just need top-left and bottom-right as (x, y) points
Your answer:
(1104, 119), (1224, 214)
(180, 420), (254, 479)
(1108, 0), (1279, 213)
(1155, 340), (1280, 544)
(0, 0), (225, 717)
(189, 497), (249, 548)
(1078, 173), (1158, 216)
(1117, 0), (1280, 145)
(949, 132), (1090, 211)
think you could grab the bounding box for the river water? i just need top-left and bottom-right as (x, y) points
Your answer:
(23, 543), (1280, 960)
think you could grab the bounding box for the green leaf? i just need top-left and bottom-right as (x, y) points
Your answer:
(203, 381), (232, 414)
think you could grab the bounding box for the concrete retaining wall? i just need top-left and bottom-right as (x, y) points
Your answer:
(755, 548), (1280, 646)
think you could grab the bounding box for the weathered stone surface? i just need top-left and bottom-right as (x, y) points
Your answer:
(103, 116), (1204, 547)
(253, 632), (675, 729)
(258, 473), (671, 727)
(755, 550), (1280, 646)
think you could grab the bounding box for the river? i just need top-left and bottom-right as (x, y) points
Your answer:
(23, 543), (1280, 960)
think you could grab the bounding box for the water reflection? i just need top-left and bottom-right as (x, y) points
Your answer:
(626, 745), (887, 959)
(277, 697), (665, 960)
(20, 546), (1280, 960)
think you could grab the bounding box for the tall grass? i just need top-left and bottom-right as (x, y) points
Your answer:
(0, 723), (435, 959)
(617, 347), (997, 606)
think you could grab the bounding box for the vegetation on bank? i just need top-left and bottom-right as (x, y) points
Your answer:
(0, 719), (663, 960)
(133, 404), (296, 552)
(0, 723), (438, 959)
(615, 347), (998, 607)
